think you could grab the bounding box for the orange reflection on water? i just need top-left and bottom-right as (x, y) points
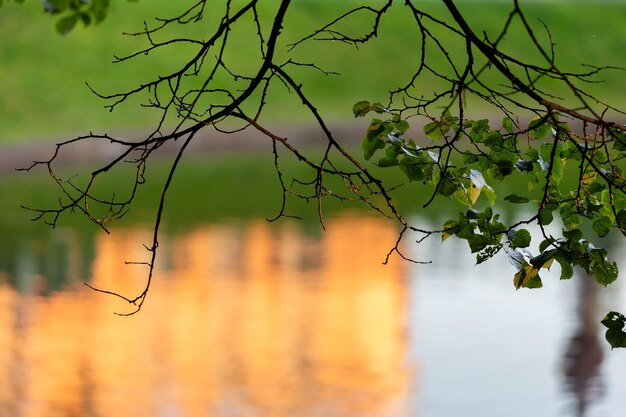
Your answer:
(0, 216), (413, 417)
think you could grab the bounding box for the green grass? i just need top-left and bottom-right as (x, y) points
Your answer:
(0, 1), (624, 144)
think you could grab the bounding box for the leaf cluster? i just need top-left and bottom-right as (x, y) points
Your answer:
(38, 0), (138, 34)
(355, 102), (623, 304)
(602, 312), (626, 349)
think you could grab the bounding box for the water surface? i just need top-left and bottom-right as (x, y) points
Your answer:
(0, 214), (625, 417)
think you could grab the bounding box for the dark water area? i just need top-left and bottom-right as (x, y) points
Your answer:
(0, 208), (625, 416)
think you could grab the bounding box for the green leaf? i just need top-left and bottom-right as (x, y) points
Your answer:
(438, 177), (458, 197)
(78, 11), (91, 26)
(592, 216), (613, 238)
(456, 219), (475, 240)
(584, 196), (604, 215)
(538, 238), (552, 253)
(581, 170), (598, 186)
(489, 219), (507, 237)
(399, 157), (425, 181)
(616, 210), (626, 230)
(601, 312), (626, 349)
(365, 119), (392, 143)
(563, 228), (583, 242)
(441, 220), (458, 242)
(483, 185), (497, 206)
(504, 194), (529, 204)
(353, 101), (371, 117)
(610, 128), (626, 151)
(476, 244), (502, 264)
(589, 249), (618, 286)
(539, 205), (554, 226)
(606, 328), (626, 349)
(528, 116), (551, 140)
(454, 188), (472, 207)
(563, 214), (582, 229)
(514, 265), (543, 289)
(556, 257), (574, 280)
(395, 119), (410, 134)
(362, 124), (386, 161)
(551, 155), (563, 185)
(442, 109), (456, 124)
(524, 148), (539, 161)
(484, 131), (504, 149)
(492, 157), (515, 179)
(469, 119), (490, 142)
(527, 171), (540, 190)
(502, 117), (514, 133)
(89, 0), (110, 24)
(468, 234), (490, 253)
(511, 229), (531, 248)
(602, 311), (626, 330)
(424, 121), (444, 140)
(56, 14), (79, 34)
(384, 145), (401, 158)
(370, 102), (386, 113)
(377, 156), (398, 167)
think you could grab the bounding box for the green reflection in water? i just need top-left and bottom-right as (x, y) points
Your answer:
(0, 146), (574, 294)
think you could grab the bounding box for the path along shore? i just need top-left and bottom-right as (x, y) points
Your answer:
(0, 123), (364, 176)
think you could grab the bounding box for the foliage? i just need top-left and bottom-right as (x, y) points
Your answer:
(602, 312), (626, 349)
(353, 103), (623, 292)
(40, 0), (136, 34)
(0, 0), (139, 34)
(8, 0), (626, 340)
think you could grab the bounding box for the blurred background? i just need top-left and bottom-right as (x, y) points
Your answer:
(1, 1), (626, 416)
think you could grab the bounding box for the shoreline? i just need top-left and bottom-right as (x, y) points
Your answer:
(0, 122), (365, 177)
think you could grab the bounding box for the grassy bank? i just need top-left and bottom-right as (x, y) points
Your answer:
(0, 1), (624, 144)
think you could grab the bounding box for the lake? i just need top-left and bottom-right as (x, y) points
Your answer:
(1, 201), (625, 417)
(2, 0), (625, 413)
